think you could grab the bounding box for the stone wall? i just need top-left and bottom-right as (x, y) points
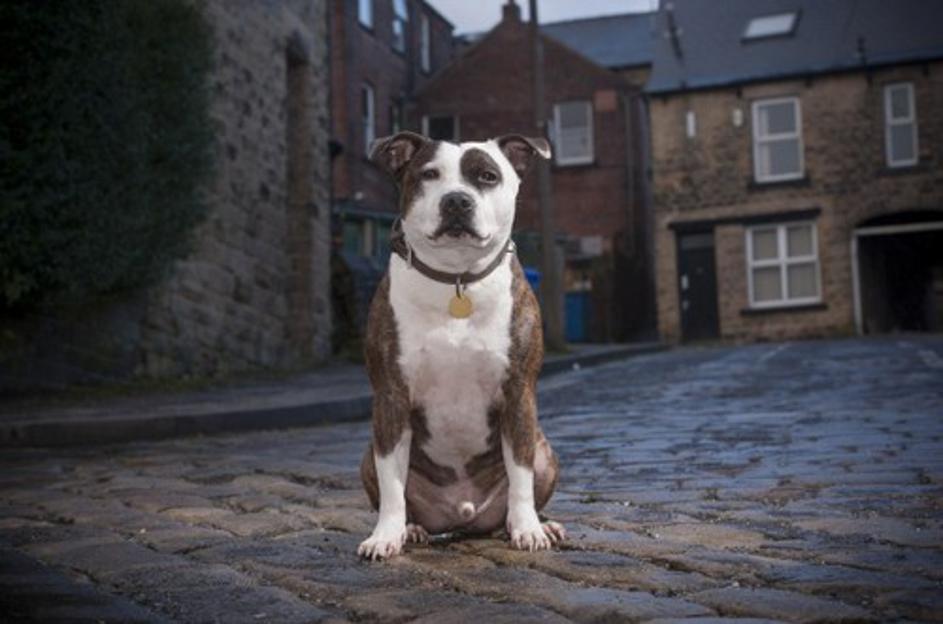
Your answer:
(651, 62), (943, 343)
(1, 0), (332, 390)
(140, 0), (333, 377)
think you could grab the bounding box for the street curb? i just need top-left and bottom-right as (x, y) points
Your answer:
(1, 343), (665, 449)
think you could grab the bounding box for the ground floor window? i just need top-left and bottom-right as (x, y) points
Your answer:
(341, 215), (393, 260)
(746, 222), (821, 308)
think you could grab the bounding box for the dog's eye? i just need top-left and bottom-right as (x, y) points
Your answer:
(421, 169), (440, 180)
(479, 170), (499, 184)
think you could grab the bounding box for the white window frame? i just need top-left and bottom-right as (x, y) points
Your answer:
(358, 0), (373, 29)
(551, 101), (595, 166)
(420, 14), (431, 73)
(392, 0), (408, 53)
(884, 82), (918, 168)
(751, 96), (804, 183)
(362, 84), (375, 155)
(746, 222), (822, 309)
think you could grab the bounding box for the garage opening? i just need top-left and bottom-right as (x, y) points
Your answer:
(853, 211), (943, 334)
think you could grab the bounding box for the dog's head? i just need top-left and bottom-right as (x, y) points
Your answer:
(370, 132), (550, 271)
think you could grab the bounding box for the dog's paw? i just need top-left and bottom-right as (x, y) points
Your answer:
(507, 508), (553, 552)
(358, 522), (407, 561)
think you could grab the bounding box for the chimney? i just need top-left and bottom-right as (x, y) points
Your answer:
(503, 0), (521, 23)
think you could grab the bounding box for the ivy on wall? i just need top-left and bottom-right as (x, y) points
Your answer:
(0, 0), (215, 311)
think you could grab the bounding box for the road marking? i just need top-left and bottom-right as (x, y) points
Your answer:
(758, 343), (790, 364)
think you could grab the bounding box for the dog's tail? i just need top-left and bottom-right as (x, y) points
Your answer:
(457, 501), (476, 521)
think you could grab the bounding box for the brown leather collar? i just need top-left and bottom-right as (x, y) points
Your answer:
(390, 219), (514, 287)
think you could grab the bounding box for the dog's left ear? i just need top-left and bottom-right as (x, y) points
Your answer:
(370, 131), (429, 178)
(496, 135), (552, 177)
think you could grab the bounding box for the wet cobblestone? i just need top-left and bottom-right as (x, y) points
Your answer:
(1, 337), (942, 622)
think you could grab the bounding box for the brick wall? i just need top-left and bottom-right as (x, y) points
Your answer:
(412, 9), (657, 341)
(331, 0), (453, 214)
(1, 0), (333, 390)
(652, 62), (943, 343)
(414, 12), (636, 242)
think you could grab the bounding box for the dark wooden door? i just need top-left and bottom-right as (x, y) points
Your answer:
(677, 231), (720, 342)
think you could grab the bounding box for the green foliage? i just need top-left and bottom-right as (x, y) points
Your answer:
(0, 0), (214, 310)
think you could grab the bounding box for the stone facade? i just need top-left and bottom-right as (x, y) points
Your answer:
(141, 0), (333, 376)
(652, 62), (943, 343)
(1, 0), (332, 390)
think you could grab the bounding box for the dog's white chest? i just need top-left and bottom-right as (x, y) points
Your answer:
(389, 257), (513, 471)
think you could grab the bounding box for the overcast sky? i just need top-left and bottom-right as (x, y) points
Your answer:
(427, 0), (659, 34)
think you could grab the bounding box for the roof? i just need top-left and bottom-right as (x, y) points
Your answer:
(647, 0), (943, 95)
(541, 12), (656, 69)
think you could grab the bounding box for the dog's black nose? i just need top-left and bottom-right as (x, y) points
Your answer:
(439, 191), (475, 219)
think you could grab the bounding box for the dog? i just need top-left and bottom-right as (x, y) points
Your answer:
(357, 131), (565, 560)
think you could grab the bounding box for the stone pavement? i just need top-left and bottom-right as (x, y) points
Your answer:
(0, 342), (662, 448)
(1, 336), (942, 623)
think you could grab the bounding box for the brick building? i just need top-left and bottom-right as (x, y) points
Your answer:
(329, 0), (454, 352)
(647, 0), (943, 343)
(2, 0), (333, 390)
(414, 2), (657, 342)
(330, 0), (454, 261)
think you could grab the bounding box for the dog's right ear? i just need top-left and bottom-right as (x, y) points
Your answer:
(369, 131), (428, 178)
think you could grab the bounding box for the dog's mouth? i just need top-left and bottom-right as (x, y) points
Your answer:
(429, 219), (487, 242)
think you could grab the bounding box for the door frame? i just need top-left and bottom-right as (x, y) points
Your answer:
(676, 228), (720, 342)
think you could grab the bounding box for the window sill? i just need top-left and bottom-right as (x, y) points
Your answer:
(747, 175), (811, 191)
(878, 163), (929, 177)
(358, 23), (375, 35)
(554, 159), (596, 170)
(741, 301), (827, 316)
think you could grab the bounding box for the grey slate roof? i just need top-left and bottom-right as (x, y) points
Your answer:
(541, 12), (656, 69)
(647, 0), (943, 94)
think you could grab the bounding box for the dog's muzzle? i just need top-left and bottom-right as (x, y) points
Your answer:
(435, 191), (481, 239)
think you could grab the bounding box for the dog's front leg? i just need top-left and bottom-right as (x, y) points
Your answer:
(501, 436), (552, 551)
(358, 429), (412, 560)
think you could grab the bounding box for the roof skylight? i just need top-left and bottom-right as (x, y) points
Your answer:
(743, 12), (798, 40)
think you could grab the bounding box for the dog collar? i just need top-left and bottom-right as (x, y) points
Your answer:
(389, 219), (515, 318)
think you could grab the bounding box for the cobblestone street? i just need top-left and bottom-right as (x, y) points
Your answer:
(2, 337), (942, 623)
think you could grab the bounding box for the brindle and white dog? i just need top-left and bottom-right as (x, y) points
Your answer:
(358, 131), (564, 560)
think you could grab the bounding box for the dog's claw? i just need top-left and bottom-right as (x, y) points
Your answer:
(406, 523), (429, 544)
(542, 520), (566, 544)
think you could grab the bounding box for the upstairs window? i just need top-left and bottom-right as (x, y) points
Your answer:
(392, 0), (408, 53)
(422, 114), (458, 141)
(752, 97), (803, 182)
(362, 84), (375, 155)
(746, 222), (821, 308)
(390, 100), (403, 135)
(743, 12), (798, 40)
(884, 82), (918, 167)
(420, 13), (431, 72)
(552, 101), (594, 166)
(358, 0), (373, 29)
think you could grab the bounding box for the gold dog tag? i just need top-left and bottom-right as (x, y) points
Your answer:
(449, 293), (473, 318)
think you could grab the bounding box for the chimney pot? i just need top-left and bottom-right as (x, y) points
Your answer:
(502, 1), (521, 23)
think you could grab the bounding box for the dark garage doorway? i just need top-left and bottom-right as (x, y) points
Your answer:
(854, 211), (943, 334)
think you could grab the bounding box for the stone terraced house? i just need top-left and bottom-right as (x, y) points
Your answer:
(647, 0), (943, 343)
